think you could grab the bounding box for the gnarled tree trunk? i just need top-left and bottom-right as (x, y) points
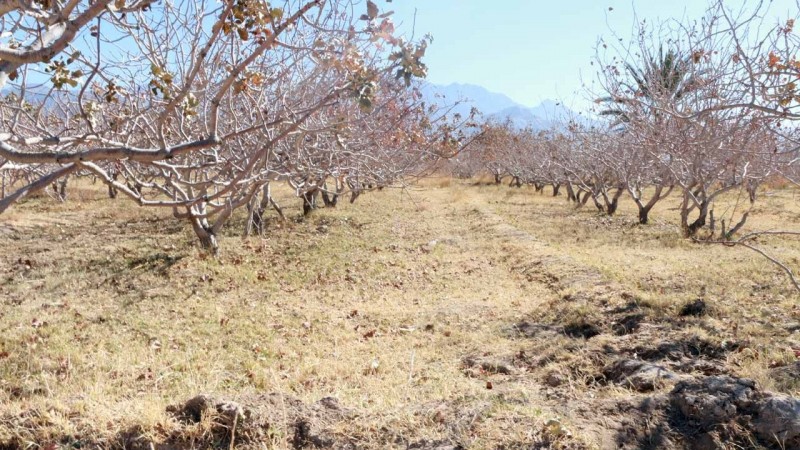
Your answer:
(52, 175), (69, 202)
(320, 180), (343, 207)
(190, 215), (219, 254)
(601, 187), (625, 216)
(565, 182), (577, 203)
(302, 188), (319, 216)
(680, 189), (711, 237)
(630, 184), (673, 225)
(245, 183), (278, 237)
(108, 171), (119, 199)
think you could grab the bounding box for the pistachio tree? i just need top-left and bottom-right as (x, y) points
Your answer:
(0, 0), (434, 252)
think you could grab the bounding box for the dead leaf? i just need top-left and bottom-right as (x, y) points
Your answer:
(149, 338), (162, 352)
(136, 368), (153, 381)
(367, 0), (378, 19)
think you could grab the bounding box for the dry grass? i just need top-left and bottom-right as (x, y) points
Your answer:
(1, 179), (799, 449)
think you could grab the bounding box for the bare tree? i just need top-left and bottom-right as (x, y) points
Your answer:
(0, 0), (435, 252)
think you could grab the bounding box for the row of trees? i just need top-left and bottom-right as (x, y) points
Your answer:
(449, 1), (800, 240)
(0, 0), (473, 252)
(3, 0), (800, 253)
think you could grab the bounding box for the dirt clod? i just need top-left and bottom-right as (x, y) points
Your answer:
(679, 299), (707, 317)
(612, 314), (644, 336)
(408, 440), (464, 450)
(545, 371), (566, 387)
(463, 354), (514, 375)
(603, 359), (680, 392)
(671, 376), (756, 425)
(512, 321), (564, 339)
(167, 394), (247, 426)
(563, 321), (601, 340)
(161, 394), (352, 449)
(671, 376), (800, 448)
(769, 361), (800, 393)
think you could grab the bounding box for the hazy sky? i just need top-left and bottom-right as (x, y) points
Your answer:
(387, 0), (797, 111)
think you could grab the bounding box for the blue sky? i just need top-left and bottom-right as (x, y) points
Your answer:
(388, 0), (797, 111)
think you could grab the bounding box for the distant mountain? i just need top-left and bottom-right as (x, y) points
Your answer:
(419, 82), (519, 116)
(420, 82), (590, 130)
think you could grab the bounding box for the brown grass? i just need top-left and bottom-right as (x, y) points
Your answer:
(1, 179), (799, 449)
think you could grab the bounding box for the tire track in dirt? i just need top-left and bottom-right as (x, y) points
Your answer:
(465, 199), (624, 300)
(458, 199), (645, 448)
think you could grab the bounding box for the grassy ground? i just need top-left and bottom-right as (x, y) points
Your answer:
(1, 178), (799, 449)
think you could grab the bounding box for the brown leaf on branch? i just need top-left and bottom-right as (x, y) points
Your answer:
(367, 0), (378, 20)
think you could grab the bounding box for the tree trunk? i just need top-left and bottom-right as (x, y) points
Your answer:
(631, 184), (672, 225)
(552, 183), (560, 197)
(302, 188), (319, 216)
(685, 212), (708, 237)
(638, 205), (652, 225)
(604, 188), (624, 216)
(566, 183), (577, 203)
(245, 197), (261, 237)
(245, 184), (274, 237)
(494, 174), (503, 185)
(607, 197), (619, 215)
(320, 182), (338, 207)
(591, 193), (604, 212)
(52, 176), (69, 202)
(191, 216), (219, 254)
(746, 180), (758, 204)
(682, 199), (710, 237)
(576, 190), (591, 208)
(108, 171), (119, 199)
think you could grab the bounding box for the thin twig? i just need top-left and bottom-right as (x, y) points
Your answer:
(698, 231), (800, 292)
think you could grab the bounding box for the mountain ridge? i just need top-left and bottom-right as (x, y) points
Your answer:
(419, 82), (586, 130)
